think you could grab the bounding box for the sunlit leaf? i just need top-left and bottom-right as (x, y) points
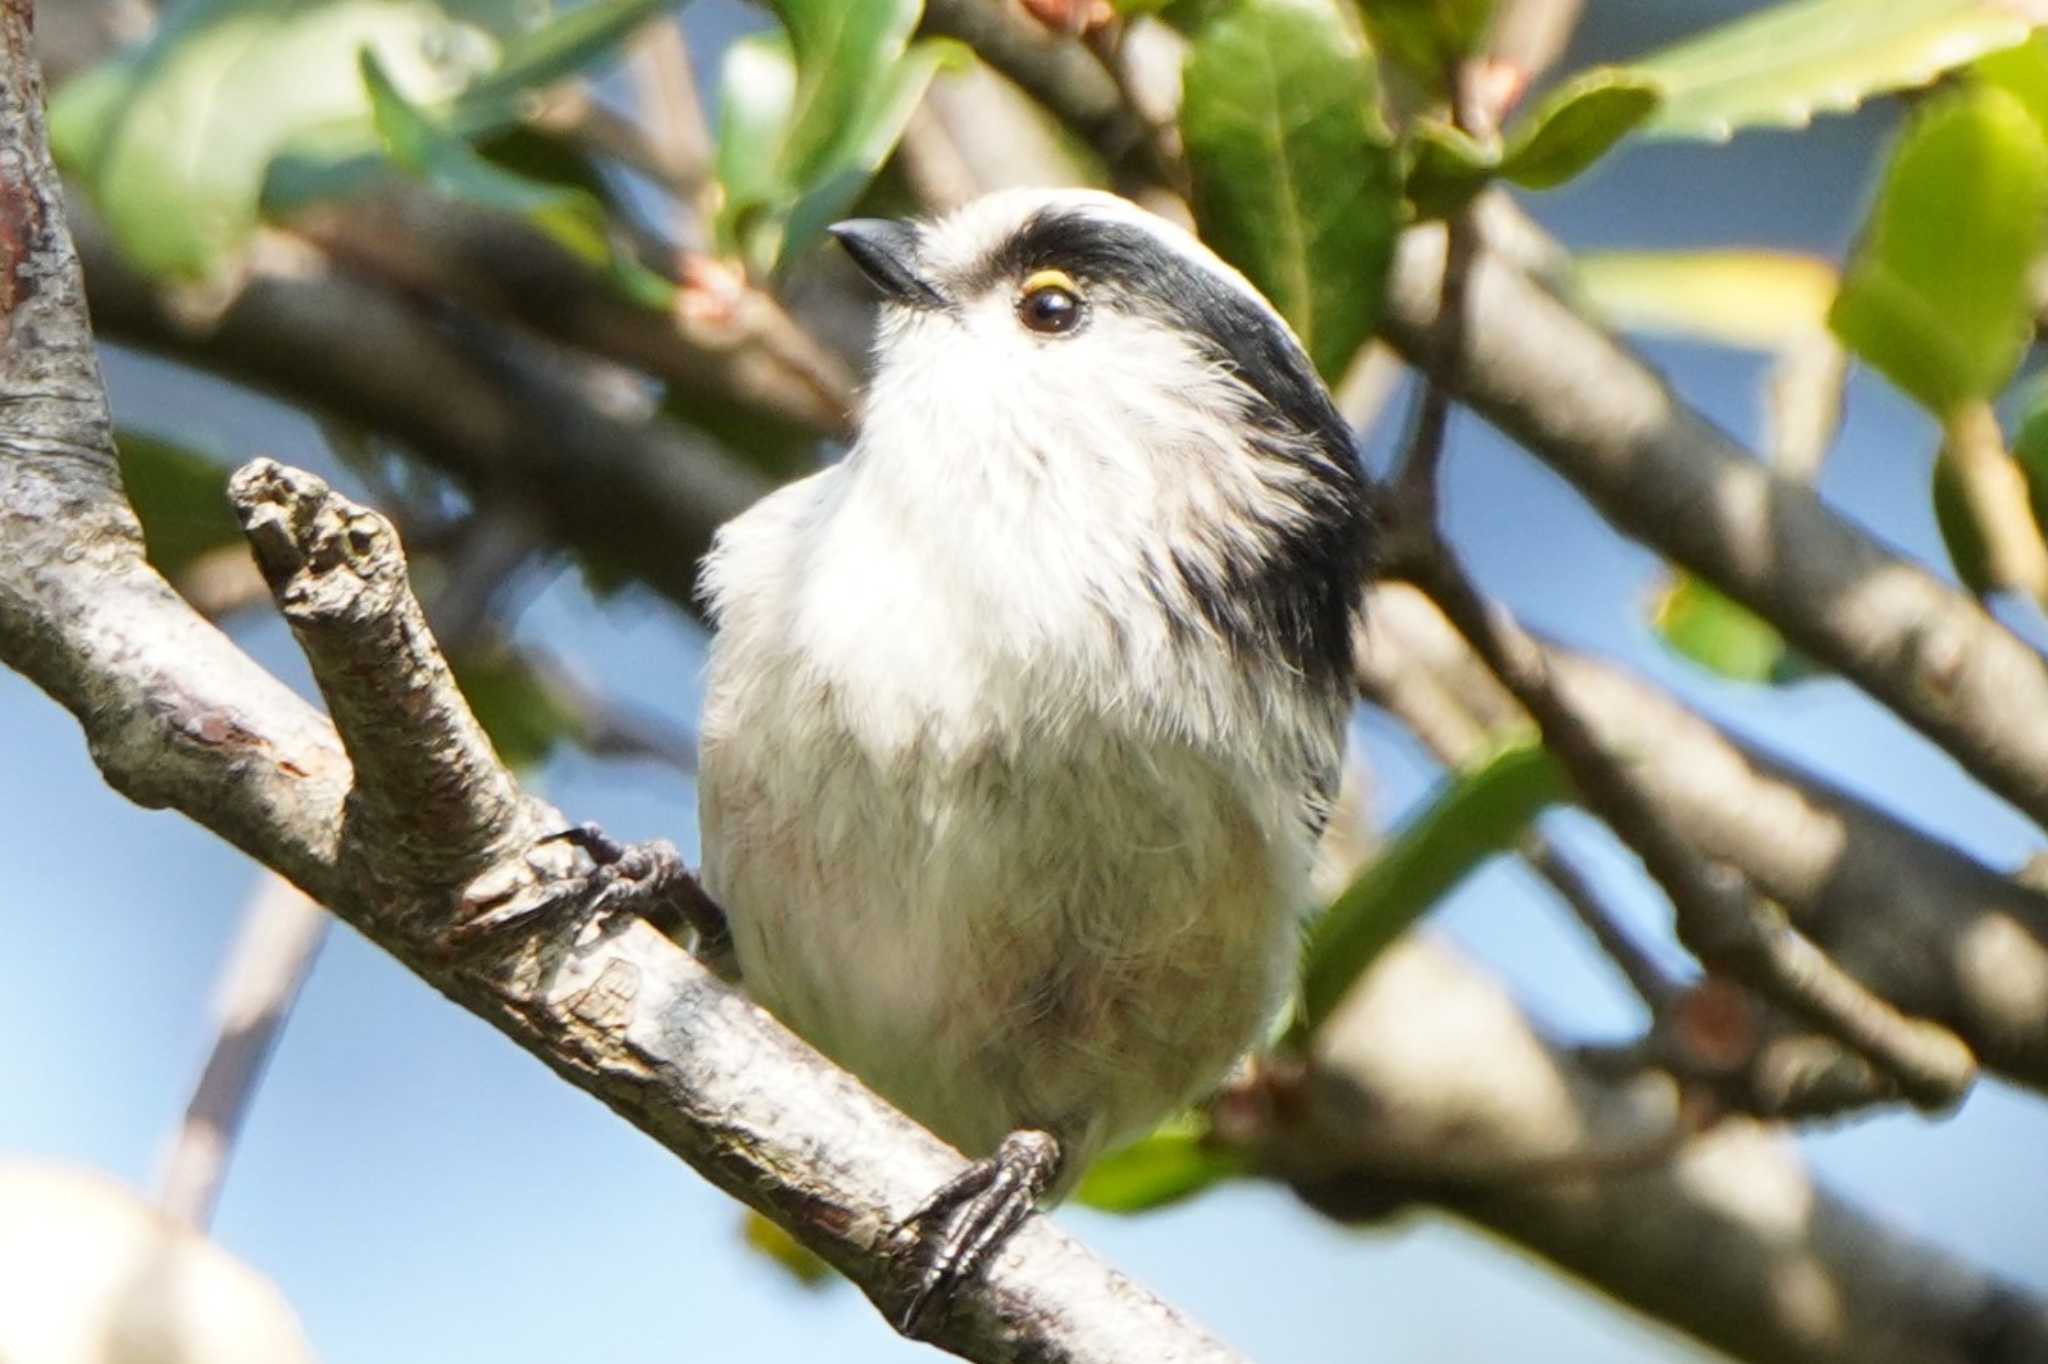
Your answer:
(1299, 738), (1566, 1029)
(52, 0), (675, 278)
(1405, 67), (1659, 215)
(713, 0), (966, 274)
(1651, 573), (1813, 684)
(1075, 1125), (1243, 1214)
(1575, 250), (1838, 351)
(1356, 0), (1496, 93)
(1635, 0), (2044, 142)
(1181, 0), (1401, 381)
(51, 0), (492, 277)
(362, 49), (673, 308)
(1829, 84), (2048, 416)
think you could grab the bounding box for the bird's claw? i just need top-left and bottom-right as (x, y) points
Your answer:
(892, 1129), (1061, 1336)
(438, 825), (727, 960)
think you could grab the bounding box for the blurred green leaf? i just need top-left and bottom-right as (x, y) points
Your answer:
(362, 49), (673, 308)
(1074, 1125), (1243, 1214)
(53, 0), (675, 279)
(1181, 0), (1401, 381)
(1651, 573), (1812, 684)
(1829, 85), (2048, 416)
(1298, 738), (1565, 1030)
(741, 1210), (836, 1286)
(1635, 0), (2041, 142)
(713, 1), (967, 274)
(1405, 68), (1659, 215)
(1935, 376), (2048, 595)
(1933, 449), (1998, 596)
(52, 0), (493, 277)
(1496, 69), (1660, 188)
(1977, 33), (2048, 130)
(1356, 0), (1496, 93)
(457, 0), (680, 127)
(113, 431), (243, 580)
(449, 643), (583, 771)
(1575, 249), (1838, 351)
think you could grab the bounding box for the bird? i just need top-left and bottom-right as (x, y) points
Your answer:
(693, 187), (1372, 1329)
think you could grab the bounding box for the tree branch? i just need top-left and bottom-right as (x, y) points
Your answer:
(1258, 938), (2048, 1364)
(1381, 205), (2048, 835)
(1360, 582), (2048, 1095)
(0, 24), (1240, 1361)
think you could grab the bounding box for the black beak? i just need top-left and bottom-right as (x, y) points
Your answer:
(829, 219), (945, 307)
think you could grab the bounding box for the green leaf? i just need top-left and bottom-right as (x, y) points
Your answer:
(52, 0), (677, 279)
(1180, 0), (1401, 382)
(51, 0), (496, 277)
(1651, 573), (1812, 684)
(740, 1210), (836, 1287)
(1574, 249), (1838, 351)
(1496, 69), (1661, 188)
(1074, 1125), (1243, 1214)
(448, 644), (583, 771)
(113, 431), (244, 580)
(1635, 0), (2043, 142)
(1829, 84), (2048, 416)
(1405, 68), (1660, 215)
(1935, 374), (2048, 594)
(1977, 34), (2048, 131)
(455, 0), (681, 130)
(1298, 738), (1566, 1030)
(1933, 448), (1997, 596)
(713, 0), (966, 274)
(362, 49), (673, 308)
(1356, 0), (1496, 94)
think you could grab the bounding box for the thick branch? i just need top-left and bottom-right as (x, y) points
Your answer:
(1382, 208), (2048, 834)
(1361, 583), (2048, 1094)
(0, 26), (1238, 1360)
(1262, 939), (2048, 1364)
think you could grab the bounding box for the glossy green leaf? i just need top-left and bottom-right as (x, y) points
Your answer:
(363, 50), (673, 308)
(1299, 738), (1566, 1030)
(1634, 0), (2042, 142)
(1356, 0), (1496, 93)
(1074, 1126), (1243, 1214)
(1181, 0), (1401, 381)
(1829, 84), (2048, 416)
(1405, 67), (1659, 215)
(713, 0), (966, 274)
(1652, 573), (1812, 684)
(113, 431), (243, 580)
(1575, 249), (1838, 351)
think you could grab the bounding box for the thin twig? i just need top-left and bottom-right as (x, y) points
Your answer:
(157, 874), (328, 1229)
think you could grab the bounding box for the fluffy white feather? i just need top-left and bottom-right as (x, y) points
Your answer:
(696, 188), (1356, 1184)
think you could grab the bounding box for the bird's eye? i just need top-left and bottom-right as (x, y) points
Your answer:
(1017, 269), (1084, 336)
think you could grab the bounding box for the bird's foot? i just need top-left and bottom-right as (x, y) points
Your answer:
(892, 1129), (1062, 1337)
(440, 823), (729, 960)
